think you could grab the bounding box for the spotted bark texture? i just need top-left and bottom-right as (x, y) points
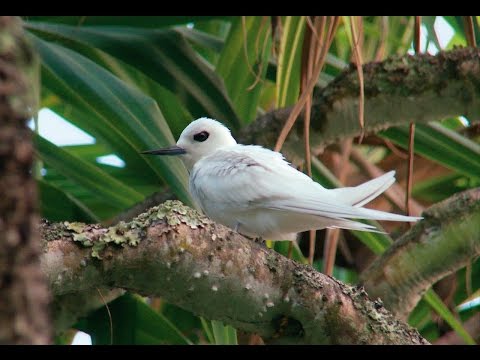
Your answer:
(0, 16), (51, 344)
(41, 201), (427, 344)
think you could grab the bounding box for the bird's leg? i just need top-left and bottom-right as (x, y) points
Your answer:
(234, 222), (267, 248)
(254, 236), (265, 244)
(254, 236), (268, 249)
(234, 222), (256, 241)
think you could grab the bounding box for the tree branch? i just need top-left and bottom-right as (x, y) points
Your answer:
(240, 47), (480, 163)
(40, 201), (427, 344)
(360, 188), (480, 320)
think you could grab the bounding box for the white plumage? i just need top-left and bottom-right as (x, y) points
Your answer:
(143, 117), (421, 240)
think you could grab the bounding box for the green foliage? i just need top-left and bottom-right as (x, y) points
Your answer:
(23, 16), (479, 345)
(210, 320), (238, 345)
(381, 122), (480, 180)
(217, 16), (272, 123)
(75, 293), (192, 344)
(275, 16), (306, 108)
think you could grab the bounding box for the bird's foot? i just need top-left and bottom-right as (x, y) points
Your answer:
(254, 237), (268, 248)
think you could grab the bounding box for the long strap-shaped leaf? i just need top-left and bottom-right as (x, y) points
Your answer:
(35, 135), (144, 209)
(216, 16), (272, 123)
(76, 293), (192, 344)
(29, 34), (192, 204)
(25, 21), (241, 129)
(381, 122), (480, 180)
(38, 178), (100, 223)
(276, 16), (306, 108)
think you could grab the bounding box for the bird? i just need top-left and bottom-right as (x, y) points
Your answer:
(142, 117), (421, 241)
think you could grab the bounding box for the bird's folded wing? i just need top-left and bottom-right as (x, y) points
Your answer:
(190, 146), (299, 207)
(329, 170), (396, 207)
(191, 146), (420, 223)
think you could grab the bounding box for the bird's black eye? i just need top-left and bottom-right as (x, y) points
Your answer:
(193, 131), (209, 142)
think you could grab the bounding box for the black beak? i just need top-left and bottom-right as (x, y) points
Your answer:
(140, 146), (186, 156)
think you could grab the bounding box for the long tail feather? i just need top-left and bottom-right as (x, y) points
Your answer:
(326, 219), (386, 233)
(330, 171), (396, 207)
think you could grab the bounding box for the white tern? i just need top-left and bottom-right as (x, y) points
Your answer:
(142, 117), (421, 240)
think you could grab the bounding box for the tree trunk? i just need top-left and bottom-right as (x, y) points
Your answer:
(0, 16), (51, 344)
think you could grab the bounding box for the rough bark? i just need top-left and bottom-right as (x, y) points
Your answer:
(239, 48), (480, 164)
(361, 188), (480, 320)
(0, 16), (51, 344)
(40, 201), (427, 345)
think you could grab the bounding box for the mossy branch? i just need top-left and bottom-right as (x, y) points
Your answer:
(240, 47), (480, 163)
(41, 201), (427, 345)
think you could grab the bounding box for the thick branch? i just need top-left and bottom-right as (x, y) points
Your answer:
(40, 201), (426, 345)
(239, 48), (480, 163)
(361, 188), (480, 320)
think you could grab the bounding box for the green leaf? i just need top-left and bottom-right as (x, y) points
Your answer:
(200, 317), (215, 344)
(313, 260), (359, 284)
(42, 163), (157, 206)
(442, 17), (467, 48)
(349, 229), (393, 255)
(76, 293), (192, 344)
(42, 167), (122, 220)
(423, 16), (442, 50)
(211, 320), (238, 345)
(412, 173), (477, 203)
(408, 298), (433, 332)
(29, 34), (192, 204)
(83, 48), (195, 141)
(276, 16), (306, 108)
(38, 179), (100, 223)
(160, 303), (203, 343)
(273, 240), (308, 264)
(23, 16), (231, 28)
(178, 25), (225, 65)
(423, 290), (476, 345)
(311, 156), (342, 188)
(39, 90), (159, 184)
(380, 122), (480, 180)
(216, 17), (272, 123)
(25, 21), (241, 129)
(62, 143), (112, 163)
(35, 135), (144, 210)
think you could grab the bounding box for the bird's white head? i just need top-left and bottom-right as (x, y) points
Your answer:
(142, 117), (237, 170)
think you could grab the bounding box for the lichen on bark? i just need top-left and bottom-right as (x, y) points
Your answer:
(40, 200), (428, 344)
